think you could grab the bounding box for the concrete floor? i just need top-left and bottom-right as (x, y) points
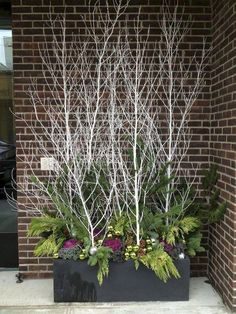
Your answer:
(0, 271), (231, 314)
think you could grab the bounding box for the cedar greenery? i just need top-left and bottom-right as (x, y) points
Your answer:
(34, 235), (66, 257)
(140, 246), (180, 283)
(27, 216), (67, 257)
(163, 217), (201, 245)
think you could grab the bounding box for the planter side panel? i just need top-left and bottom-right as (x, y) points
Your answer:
(54, 258), (190, 302)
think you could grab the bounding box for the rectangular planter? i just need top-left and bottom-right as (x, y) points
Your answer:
(53, 257), (190, 302)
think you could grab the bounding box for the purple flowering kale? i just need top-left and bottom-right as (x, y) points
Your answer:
(103, 238), (123, 251)
(160, 240), (174, 253)
(63, 239), (78, 249)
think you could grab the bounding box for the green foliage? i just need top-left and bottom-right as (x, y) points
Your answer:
(198, 164), (226, 224)
(111, 212), (132, 236)
(164, 225), (180, 245)
(27, 216), (66, 237)
(34, 234), (66, 257)
(186, 232), (205, 257)
(179, 217), (201, 234)
(78, 163), (110, 209)
(123, 142), (175, 220)
(161, 216), (201, 245)
(208, 201), (227, 224)
(28, 215), (67, 257)
(142, 163), (226, 258)
(28, 160), (227, 284)
(202, 164), (219, 191)
(88, 246), (113, 285)
(140, 209), (163, 238)
(31, 174), (90, 241)
(82, 237), (92, 258)
(58, 246), (81, 260)
(140, 246), (180, 283)
(143, 163), (174, 199)
(134, 259), (139, 270)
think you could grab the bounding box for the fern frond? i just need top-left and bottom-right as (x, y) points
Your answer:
(179, 217), (201, 234)
(27, 216), (66, 237)
(140, 246), (180, 282)
(163, 216), (201, 245)
(34, 234), (65, 256)
(111, 212), (131, 236)
(165, 226), (180, 245)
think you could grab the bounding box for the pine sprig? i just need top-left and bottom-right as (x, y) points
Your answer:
(199, 164), (226, 224)
(186, 232), (205, 257)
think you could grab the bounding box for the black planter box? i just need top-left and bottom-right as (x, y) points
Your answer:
(53, 257), (190, 302)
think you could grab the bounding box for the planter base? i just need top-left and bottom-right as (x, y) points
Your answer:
(54, 258), (190, 302)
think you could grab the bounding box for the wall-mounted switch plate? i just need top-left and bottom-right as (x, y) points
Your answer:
(40, 157), (57, 171)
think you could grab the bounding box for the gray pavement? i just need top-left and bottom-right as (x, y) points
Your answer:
(0, 271), (231, 313)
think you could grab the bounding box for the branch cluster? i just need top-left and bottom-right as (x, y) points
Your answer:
(12, 1), (207, 246)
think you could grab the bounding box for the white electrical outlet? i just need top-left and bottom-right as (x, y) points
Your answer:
(40, 157), (56, 171)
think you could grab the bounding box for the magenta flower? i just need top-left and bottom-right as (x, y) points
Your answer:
(160, 240), (174, 253)
(103, 238), (123, 251)
(63, 239), (78, 249)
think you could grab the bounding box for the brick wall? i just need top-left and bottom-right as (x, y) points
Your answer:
(12, 1), (211, 278)
(209, 0), (236, 310)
